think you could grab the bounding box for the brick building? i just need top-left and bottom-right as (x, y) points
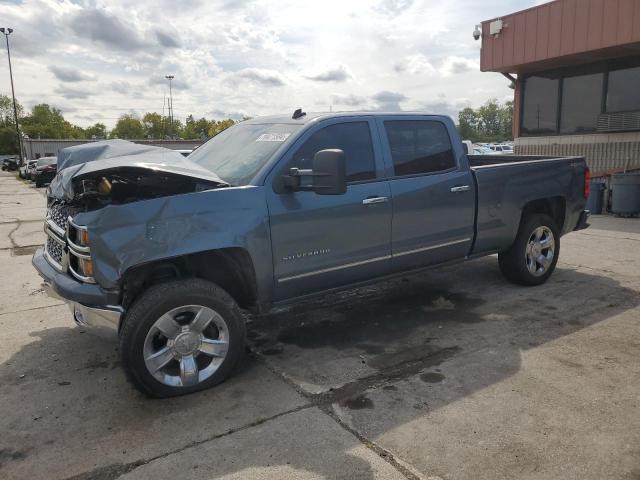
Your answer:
(480, 0), (640, 176)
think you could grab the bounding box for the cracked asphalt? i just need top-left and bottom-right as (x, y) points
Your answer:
(1, 170), (639, 480)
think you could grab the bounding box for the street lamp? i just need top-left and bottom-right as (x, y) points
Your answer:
(0, 27), (24, 165)
(165, 75), (174, 139)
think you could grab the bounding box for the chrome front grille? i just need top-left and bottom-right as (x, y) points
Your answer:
(48, 202), (76, 231)
(43, 201), (94, 282)
(45, 236), (64, 267)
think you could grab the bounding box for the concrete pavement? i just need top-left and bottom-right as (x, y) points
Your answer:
(0, 170), (638, 480)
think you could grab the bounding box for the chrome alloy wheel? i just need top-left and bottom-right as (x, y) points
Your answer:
(525, 226), (555, 277)
(143, 305), (229, 387)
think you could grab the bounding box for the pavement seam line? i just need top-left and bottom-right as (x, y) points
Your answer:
(60, 402), (317, 480)
(0, 302), (66, 317)
(250, 348), (449, 480)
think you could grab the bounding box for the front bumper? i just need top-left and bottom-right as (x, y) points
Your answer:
(32, 247), (122, 338)
(574, 210), (591, 231)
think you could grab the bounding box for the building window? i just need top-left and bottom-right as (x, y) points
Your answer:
(521, 76), (559, 135)
(560, 73), (603, 134)
(383, 120), (455, 176)
(290, 122), (376, 183)
(607, 66), (640, 113)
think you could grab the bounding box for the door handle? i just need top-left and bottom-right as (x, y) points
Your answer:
(362, 196), (388, 205)
(450, 185), (471, 193)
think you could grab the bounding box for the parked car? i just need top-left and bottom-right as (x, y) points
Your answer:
(1, 157), (19, 171)
(473, 145), (494, 155)
(33, 156), (57, 187)
(22, 160), (38, 179)
(489, 144), (514, 154)
(33, 112), (590, 397)
(26, 160), (39, 180)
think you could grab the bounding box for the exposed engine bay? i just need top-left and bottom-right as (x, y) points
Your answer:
(68, 168), (223, 211)
(47, 139), (229, 211)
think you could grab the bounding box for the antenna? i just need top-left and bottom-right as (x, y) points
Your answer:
(292, 108), (306, 119)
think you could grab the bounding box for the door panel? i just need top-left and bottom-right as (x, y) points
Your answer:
(389, 170), (475, 270)
(268, 183), (392, 300)
(377, 117), (476, 271)
(266, 118), (392, 301)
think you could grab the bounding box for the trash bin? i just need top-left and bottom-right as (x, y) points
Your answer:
(586, 181), (605, 214)
(611, 172), (640, 216)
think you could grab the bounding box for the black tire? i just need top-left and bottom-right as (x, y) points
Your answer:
(35, 178), (42, 188)
(119, 278), (246, 398)
(498, 213), (560, 286)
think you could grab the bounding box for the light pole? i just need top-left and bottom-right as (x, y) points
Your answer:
(0, 27), (24, 164)
(165, 75), (174, 139)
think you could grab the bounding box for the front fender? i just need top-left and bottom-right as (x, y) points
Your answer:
(73, 186), (273, 299)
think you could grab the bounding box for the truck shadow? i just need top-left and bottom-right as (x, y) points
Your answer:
(0, 257), (637, 479)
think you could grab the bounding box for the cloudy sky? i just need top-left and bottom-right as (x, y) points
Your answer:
(2, 0), (540, 128)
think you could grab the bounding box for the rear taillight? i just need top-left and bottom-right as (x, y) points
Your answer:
(584, 168), (591, 199)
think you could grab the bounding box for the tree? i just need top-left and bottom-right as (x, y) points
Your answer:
(21, 104), (79, 139)
(182, 115), (210, 139)
(85, 123), (107, 139)
(0, 94), (24, 126)
(208, 119), (236, 137)
(458, 107), (480, 142)
(457, 99), (513, 143)
(142, 112), (167, 138)
(110, 114), (144, 139)
(0, 94), (24, 154)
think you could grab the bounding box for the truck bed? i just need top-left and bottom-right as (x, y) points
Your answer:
(467, 154), (588, 255)
(467, 154), (583, 168)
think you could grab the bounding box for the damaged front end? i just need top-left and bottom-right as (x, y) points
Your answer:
(43, 140), (227, 284)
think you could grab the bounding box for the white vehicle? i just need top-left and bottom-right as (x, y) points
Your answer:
(473, 145), (494, 155)
(489, 144), (514, 155)
(461, 140), (474, 155)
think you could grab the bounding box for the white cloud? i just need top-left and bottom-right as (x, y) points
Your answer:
(2, 0), (523, 127)
(306, 65), (353, 83)
(49, 66), (96, 83)
(440, 56), (480, 76)
(231, 68), (287, 87)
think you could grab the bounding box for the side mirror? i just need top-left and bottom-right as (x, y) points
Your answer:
(311, 149), (346, 195)
(273, 149), (347, 195)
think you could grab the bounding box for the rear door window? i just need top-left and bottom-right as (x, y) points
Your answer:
(384, 120), (455, 176)
(289, 122), (376, 182)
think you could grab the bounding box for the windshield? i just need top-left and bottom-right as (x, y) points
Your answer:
(188, 123), (301, 185)
(37, 157), (57, 167)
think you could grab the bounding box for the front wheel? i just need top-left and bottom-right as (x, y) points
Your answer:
(119, 279), (246, 398)
(498, 214), (560, 286)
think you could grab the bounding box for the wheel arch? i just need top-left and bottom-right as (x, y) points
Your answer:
(520, 196), (566, 232)
(121, 247), (259, 315)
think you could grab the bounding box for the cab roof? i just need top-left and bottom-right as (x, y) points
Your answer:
(242, 111), (450, 125)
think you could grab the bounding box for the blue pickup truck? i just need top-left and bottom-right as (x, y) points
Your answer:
(33, 112), (590, 397)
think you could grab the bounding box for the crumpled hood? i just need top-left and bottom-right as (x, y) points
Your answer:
(48, 139), (226, 200)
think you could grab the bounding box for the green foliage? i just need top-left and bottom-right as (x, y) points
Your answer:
(0, 93), (239, 151)
(0, 94), (24, 154)
(109, 114), (145, 139)
(182, 115), (211, 140)
(84, 123), (107, 139)
(208, 119), (236, 138)
(0, 127), (19, 154)
(457, 99), (513, 143)
(0, 94), (24, 126)
(21, 104), (81, 139)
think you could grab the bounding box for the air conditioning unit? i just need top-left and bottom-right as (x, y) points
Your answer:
(490, 19), (503, 35)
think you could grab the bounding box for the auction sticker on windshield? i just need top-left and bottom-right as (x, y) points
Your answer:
(256, 133), (291, 142)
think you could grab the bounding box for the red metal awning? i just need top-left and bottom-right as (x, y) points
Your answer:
(480, 0), (640, 74)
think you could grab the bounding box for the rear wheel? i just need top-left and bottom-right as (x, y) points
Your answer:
(498, 214), (560, 286)
(119, 279), (246, 398)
